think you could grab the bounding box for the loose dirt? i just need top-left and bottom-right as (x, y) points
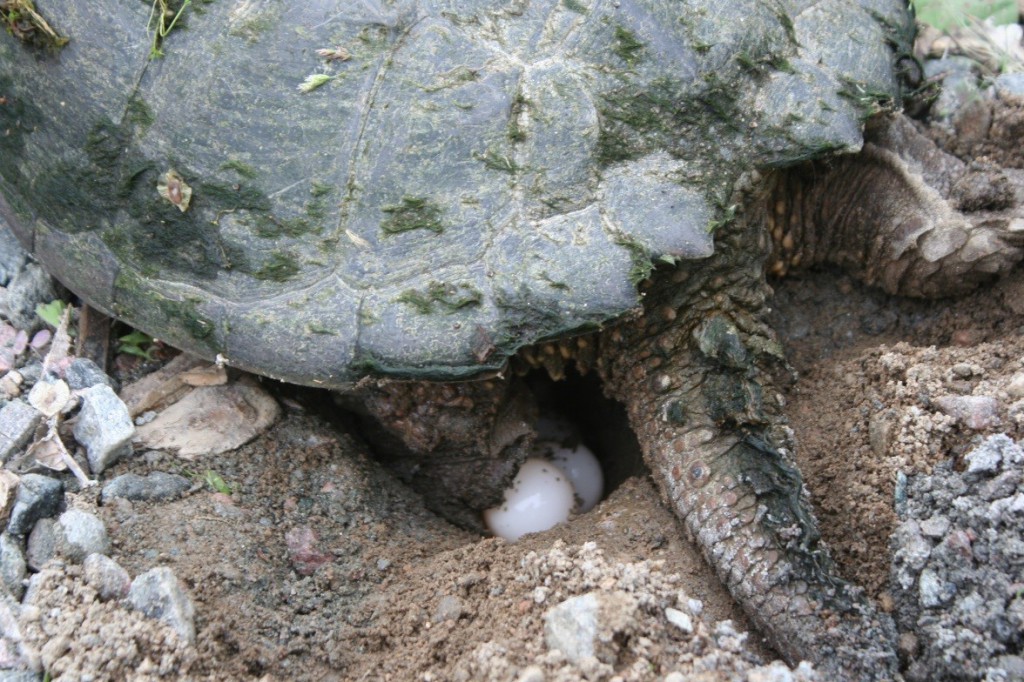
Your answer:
(16, 262), (1023, 681)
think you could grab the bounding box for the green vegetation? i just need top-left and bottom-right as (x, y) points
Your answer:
(612, 25), (644, 65)
(35, 299), (68, 328)
(476, 149), (520, 173)
(114, 270), (216, 344)
(117, 329), (156, 359)
(125, 96), (155, 129)
(397, 281), (483, 314)
(254, 251), (299, 281)
(913, 0), (1016, 30)
(508, 92), (529, 143)
(614, 234), (654, 284)
(380, 196), (444, 234)
(596, 75), (740, 166)
(220, 159), (258, 179)
(203, 470), (234, 494)
(0, 0), (68, 48)
(146, 0), (191, 59)
(423, 65), (479, 92)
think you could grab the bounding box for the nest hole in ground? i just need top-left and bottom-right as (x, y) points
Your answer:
(526, 365), (647, 497)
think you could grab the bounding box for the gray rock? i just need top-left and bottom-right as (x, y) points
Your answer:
(1007, 373), (1024, 400)
(14, 364), (39, 390)
(24, 519), (55, 572)
(0, 672), (42, 682)
(995, 73), (1024, 98)
(891, 435), (1024, 681)
(63, 359), (115, 392)
(55, 509), (109, 563)
(83, 554), (130, 601)
(543, 591), (638, 665)
(100, 471), (191, 504)
(432, 595), (464, 623)
(0, 585), (28, 671)
(128, 567), (196, 645)
(6, 474), (62, 536)
(72, 385), (134, 474)
(965, 434), (1023, 478)
(923, 57), (987, 127)
(0, 400), (41, 464)
(891, 521), (932, 591)
(0, 226), (54, 333)
(918, 568), (955, 608)
(0, 534), (25, 601)
(919, 515), (950, 539)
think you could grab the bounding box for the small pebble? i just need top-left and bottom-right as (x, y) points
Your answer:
(432, 595), (464, 623)
(64, 358), (116, 391)
(285, 526), (331, 576)
(664, 607), (693, 634)
(6, 474), (62, 536)
(25, 519), (56, 572)
(56, 509), (110, 563)
(128, 567), (196, 644)
(933, 395), (1000, 430)
(919, 515), (951, 539)
(72, 385), (135, 474)
(100, 472), (190, 504)
(951, 363), (974, 378)
(0, 533), (25, 600)
(83, 554), (131, 601)
(0, 400), (41, 464)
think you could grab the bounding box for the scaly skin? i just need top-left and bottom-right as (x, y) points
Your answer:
(357, 109), (1024, 679)
(597, 212), (899, 679)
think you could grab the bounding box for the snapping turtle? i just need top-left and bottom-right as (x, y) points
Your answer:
(2, 0), (1023, 677)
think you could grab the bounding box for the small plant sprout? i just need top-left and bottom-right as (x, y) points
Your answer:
(299, 73), (333, 93)
(35, 299), (68, 328)
(204, 470), (234, 494)
(117, 329), (157, 360)
(147, 0), (191, 59)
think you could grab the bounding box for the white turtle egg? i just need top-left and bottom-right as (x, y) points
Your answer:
(547, 442), (604, 513)
(484, 458), (576, 541)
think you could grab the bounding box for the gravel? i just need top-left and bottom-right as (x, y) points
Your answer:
(63, 359), (116, 392)
(891, 435), (1024, 681)
(100, 471), (191, 503)
(55, 509), (109, 563)
(0, 534), (25, 601)
(128, 567), (197, 645)
(72, 385), (135, 474)
(82, 554), (131, 602)
(543, 590), (640, 665)
(0, 401), (41, 464)
(6, 475), (62, 537)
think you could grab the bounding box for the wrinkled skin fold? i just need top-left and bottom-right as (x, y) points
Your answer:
(359, 113), (1024, 679)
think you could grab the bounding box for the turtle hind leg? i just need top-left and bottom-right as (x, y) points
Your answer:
(597, 222), (898, 680)
(768, 114), (1024, 298)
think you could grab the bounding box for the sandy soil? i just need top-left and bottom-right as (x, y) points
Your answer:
(12, 260), (1021, 681)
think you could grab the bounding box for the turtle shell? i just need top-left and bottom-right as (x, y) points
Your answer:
(0, 0), (909, 386)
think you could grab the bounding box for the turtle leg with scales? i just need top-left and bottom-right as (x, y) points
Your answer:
(359, 111), (1024, 679)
